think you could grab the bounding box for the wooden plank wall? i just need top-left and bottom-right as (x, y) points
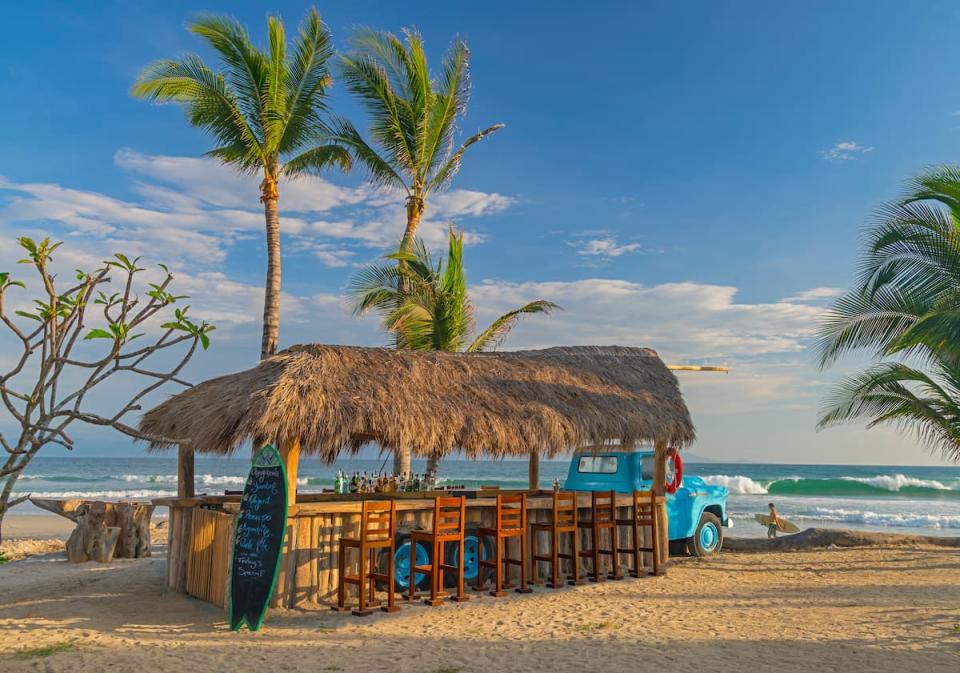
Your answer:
(167, 497), (668, 610)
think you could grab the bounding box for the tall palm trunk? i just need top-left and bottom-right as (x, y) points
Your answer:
(260, 176), (282, 361)
(400, 194), (425, 253)
(392, 193), (425, 477)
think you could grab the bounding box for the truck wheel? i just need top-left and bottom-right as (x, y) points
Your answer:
(377, 534), (430, 592)
(686, 512), (723, 557)
(445, 531), (493, 588)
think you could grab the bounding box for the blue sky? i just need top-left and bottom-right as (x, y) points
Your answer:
(3, 1), (960, 464)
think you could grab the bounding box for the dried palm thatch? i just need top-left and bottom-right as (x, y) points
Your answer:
(139, 344), (694, 460)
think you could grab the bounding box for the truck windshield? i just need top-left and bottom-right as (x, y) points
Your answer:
(577, 456), (618, 473)
(640, 455), (655, 481)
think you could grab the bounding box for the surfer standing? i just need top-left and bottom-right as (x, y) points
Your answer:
(767, 502), (780, 538)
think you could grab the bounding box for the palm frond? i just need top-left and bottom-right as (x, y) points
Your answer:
(818, 362), (960, 461)
(468, 300), (560, 353)
(427, 123), (505, 192)
(280, 8), (334, 153)
(815, 285), (928, 367)
(422, 39), (470, 181)
(282, 144), (352, 177)
(887, 310), (960, 361)
(188, 15), (270, 145)
(132, 56), (263, 172)
(903, 164), (960, 216)
(328, 117), (407, 191)
(346, 261), (405, 316)
(339, 52), (415, 172)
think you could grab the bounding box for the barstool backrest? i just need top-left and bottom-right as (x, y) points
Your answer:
(433, 496), (466, 535)
(591, 490), (616, 524)
(633, 490), (656, 522)
(554, 491), (578, 527)
(497, 493), (526, 532)
(361, 500), (396, 543)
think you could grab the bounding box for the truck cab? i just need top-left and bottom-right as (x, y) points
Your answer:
(563, 449), (730, 556)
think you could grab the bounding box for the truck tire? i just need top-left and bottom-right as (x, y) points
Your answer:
(377, 533), (431, 592)
(444, 529), (493, 588)
(686, 511), (723, 557)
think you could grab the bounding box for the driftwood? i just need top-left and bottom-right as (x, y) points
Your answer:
(30, 497), (155, 561)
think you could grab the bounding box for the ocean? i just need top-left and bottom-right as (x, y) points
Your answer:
(10, 457), (960, 539)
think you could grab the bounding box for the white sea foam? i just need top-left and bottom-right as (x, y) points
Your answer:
(841, 474), (952, 492)
(16, 489), (177, 499)
(114, 474), (308, 486)
(701, 475), (769, 494)
(796, 506), (960, 529)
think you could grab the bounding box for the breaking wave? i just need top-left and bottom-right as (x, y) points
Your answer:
(702, 474), (960, 499)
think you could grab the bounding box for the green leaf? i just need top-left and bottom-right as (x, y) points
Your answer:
(84, 328), (115, 340)
(14, 310), (41, 322)
(199, 332), (211, 350)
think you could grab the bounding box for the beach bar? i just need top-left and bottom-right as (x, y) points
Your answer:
(143, 345), (695, 610)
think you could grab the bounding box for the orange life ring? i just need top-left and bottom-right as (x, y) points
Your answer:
(665, 447), (683, 494)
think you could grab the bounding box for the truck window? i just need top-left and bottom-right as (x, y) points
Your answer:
(640, 455), (655, 481)
(577, 456), (618, 474)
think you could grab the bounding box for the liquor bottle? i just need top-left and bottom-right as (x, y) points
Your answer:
(553, 476), (561, 492)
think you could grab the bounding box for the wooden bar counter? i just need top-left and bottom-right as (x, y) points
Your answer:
(153, 490), (668, 611)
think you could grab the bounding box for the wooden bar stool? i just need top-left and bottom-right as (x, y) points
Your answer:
(476, 493), (532, 596)
(334, 500), (399, 616)
(577, 490), (623, 582)
(616, 490), (660, 577)
(408, 496), (469, 606)
(530, 490), (581, 587)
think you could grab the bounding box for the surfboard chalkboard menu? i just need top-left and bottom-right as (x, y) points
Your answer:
(229, 444), (288, 631)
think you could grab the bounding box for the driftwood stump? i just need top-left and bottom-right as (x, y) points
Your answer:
(30, 498), (155, 562)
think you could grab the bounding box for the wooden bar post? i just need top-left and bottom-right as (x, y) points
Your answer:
(528, 451), (540, 489)
(178, 445), (195, 498)
(280, 438), (301, 505)
(653, 439), (669, 571)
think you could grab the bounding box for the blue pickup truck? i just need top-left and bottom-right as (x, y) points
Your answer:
(563, 449), (731, 557)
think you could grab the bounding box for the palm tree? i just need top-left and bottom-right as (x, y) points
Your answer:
(333, 28), (504, 254)
(816, 166), (960, 462)
(132, 9), (351, 359)
(349, 230), (559, 474)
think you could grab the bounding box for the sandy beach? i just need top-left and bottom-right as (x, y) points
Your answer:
(2, 522), (958, 673)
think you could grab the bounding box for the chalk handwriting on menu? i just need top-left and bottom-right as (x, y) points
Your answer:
(233, 468), (281, 574)
(229, 445), (288, 631)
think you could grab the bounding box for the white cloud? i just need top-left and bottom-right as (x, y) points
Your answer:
(821, 141), (873, 161)
(783, 287), (843, 302)
(0, 150), (513, 272)
(469, 279), (825, 360)
(572, 237), (642, 258)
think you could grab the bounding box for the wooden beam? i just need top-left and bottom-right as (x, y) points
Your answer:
(280, 438), (301, 506)
(528, 451), (540, 489)
(667, 364), (729, 372)
(178, 445), (195, 498)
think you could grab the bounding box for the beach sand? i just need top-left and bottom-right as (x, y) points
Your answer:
(1, 524), (958, 673)
(1, 515), (74, 561)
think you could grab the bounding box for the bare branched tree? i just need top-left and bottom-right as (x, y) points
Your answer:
(0, 237), (214, 541)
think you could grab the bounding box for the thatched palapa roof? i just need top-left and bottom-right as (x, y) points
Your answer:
(139, 344), (694, 460)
